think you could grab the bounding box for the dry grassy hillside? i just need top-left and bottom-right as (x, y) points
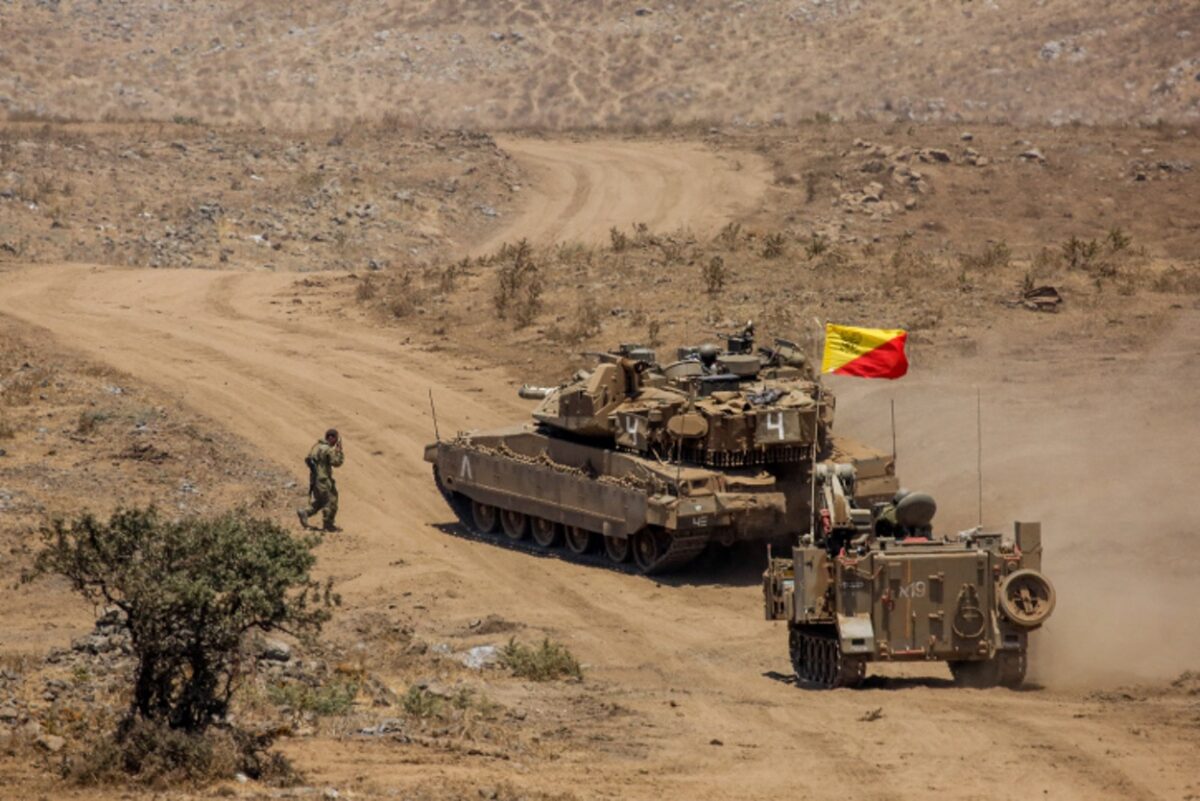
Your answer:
(3, 0), (1197, 129)
(0, 122), (518, 268)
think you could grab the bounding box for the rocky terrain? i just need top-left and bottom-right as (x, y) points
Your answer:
(0, 122), (518, 269)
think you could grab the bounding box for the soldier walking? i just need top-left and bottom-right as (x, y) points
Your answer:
(298, 428), (344, 532)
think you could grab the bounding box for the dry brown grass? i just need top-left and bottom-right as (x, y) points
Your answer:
(6, 1), (1194, 130)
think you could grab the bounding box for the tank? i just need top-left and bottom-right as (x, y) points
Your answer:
(424, 327), (899, 573)
(762, 465), (1055, 688)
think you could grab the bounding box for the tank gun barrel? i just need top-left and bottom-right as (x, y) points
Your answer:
(518, 385), (555, 400)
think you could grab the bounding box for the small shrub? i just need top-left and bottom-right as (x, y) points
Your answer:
(402, 685), (443, 718)
(761, 232), (786, 259)
(493, 239), (543, 328)
(171, 115), (201, 126)
(382, 272), (423, 318)
(805, 233), (829, 259)
(355, 275), (378, 302)
(437, 259), (467, 295)
(804, 172), (822, 204)
(76, 410), (110, 436)
(656, 239), (686, 266)
(959, 241), (1012, 272)
(267, 679), (358, 716)
(1061, 236), (1101, 270)
(549, 297), (603, 344)
(647, 320), (663, 347)
(500, 637), (582, 681)
(888, 235), (934, 279)
(66, 718), (296, 787)
(1107, 227), (1132, 253)
(1152, 266), (1200, 294)
(702, 255), (728, 295)
(715, 221), (742, 250)
(609, 226), (629, 253)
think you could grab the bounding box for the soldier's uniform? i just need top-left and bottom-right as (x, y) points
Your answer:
(300, 438), (344, 531)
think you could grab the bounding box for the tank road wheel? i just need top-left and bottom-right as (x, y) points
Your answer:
(563, 526), (595, 555)
(632, 529), (669, 574)
(470, 501), (500, 534)
(500, 509), (530, 541)
(531, 517), (562, 548)
(603, 535), (631, 564)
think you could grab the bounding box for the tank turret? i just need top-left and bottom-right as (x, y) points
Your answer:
(425, 333), (898, 573)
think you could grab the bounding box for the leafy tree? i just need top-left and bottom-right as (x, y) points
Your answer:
(27, 507), (334, 734)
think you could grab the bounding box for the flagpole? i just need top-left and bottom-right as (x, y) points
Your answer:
(890, 398), (897, 465)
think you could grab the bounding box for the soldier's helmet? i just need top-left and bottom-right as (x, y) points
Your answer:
(893, 487), (911, 505)
(698, 343), (721, 368)
(325, 428), (339, 441)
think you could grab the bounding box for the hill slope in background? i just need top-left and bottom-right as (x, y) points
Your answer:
(3, 0), (1198, 129)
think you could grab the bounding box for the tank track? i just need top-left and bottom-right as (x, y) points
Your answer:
(949, 651), (1027, 689)
(645, 532), (710, 573)
(789, 625), (865, 689)
(435, 467), (707, 574)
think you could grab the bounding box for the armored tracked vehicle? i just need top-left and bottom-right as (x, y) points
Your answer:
(425, 329), (898, 573)
(763, 465), (1055, 688)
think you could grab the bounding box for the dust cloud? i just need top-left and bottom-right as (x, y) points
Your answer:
(830, 325), (1200, 687)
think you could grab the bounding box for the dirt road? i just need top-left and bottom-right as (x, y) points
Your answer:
(2, 135), (1197, 800)
(471, 137), (769, 253)
(2, 260), (1196, 801)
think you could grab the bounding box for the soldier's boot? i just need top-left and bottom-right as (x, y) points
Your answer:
(296, 508), (310, 529)
(322, 495), (340, 533)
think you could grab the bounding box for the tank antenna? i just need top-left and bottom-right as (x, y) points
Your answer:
(976, 386), (983, 527)
(429, 388), (441, 443)
(890, 398), (898, 465)
(809, 384), (824, 539)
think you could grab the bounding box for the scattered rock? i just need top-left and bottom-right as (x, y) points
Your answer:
(709, 737), (724, 746)
(461, 645), (500, 670)
(918, 148), (952, 164)
(259, 638), (293, 663)
(859, 707), (884, 722)
(357, 718), (406, 737)
(35, 734), (66, 753)
(1020, 148), (1046, 163)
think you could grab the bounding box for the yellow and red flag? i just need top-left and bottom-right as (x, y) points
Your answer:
(821, 323), (908, 379)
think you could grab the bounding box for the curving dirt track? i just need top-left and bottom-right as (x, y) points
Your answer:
(471, 137), (769, 253)
(1, 139), (1196, 800)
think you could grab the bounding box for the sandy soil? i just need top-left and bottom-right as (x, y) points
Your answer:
(5, 1), (1198, 129)
(1, 137), (1198, 799)
(470, 137), (769, 252)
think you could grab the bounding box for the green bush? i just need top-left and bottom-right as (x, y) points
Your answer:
(267, 679), (358, 716)
(26, 507), (334, 783)
(500, 638), (583, 681)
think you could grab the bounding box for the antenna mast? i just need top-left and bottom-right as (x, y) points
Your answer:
(429, 389), (441, 442)
(976, 387), (983, 527)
